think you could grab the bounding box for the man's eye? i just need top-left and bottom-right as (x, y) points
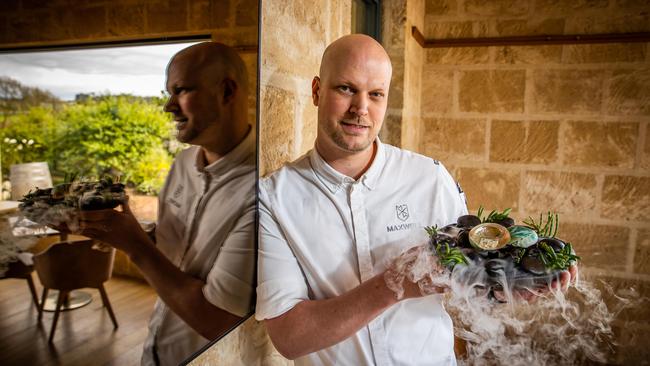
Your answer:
(370, 92), (385, 98)
(338, 86), (354, 94)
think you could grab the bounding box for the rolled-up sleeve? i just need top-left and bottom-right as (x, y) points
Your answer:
(202, 197), (256, 318)
(255, 182), (309, 320)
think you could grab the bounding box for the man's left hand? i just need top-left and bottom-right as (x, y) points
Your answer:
(77, 200), (152, 255)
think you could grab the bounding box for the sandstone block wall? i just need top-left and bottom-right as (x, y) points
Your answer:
(411, 0), (650, 362)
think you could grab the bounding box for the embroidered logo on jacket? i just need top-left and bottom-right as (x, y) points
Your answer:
(167, 184), (184, 208)
(396, 204), (409, 221)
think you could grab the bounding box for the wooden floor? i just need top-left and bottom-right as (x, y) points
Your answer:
(0, 274), (157, 366)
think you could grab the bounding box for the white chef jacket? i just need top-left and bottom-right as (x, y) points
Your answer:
(142, 129), (256, 366)
(256, 139), (468, 366)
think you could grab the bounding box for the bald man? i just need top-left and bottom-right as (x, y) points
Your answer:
(76, 42), (255, 366)
(256, 35), (467, 365)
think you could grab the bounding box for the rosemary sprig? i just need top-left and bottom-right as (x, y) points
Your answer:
(424, 226), (468, 268)
(477, 205), (511, 223)
(537, 242), (580, 270)
(424, 225), (438, 238)
(523, 212), (559, 237)
(434, 241), (469, 267)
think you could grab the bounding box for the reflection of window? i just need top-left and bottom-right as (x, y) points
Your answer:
(0, 41), (199, 198)
(352, 0), (381, 41)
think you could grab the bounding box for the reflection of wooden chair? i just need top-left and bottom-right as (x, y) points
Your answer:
(1, 256), (40, 315)
(33, 240), (118, 343)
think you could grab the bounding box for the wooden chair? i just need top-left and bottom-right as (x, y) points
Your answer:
(1, 256), (40, 316)
(33, 240), (118, 343)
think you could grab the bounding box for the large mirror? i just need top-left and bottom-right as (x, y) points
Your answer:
(0, 1), (259, 365)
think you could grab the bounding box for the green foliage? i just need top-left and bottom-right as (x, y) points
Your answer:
(1, 106), (58, 168)
(1, 95), (176, 195)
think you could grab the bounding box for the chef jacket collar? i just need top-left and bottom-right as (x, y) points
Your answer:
(194, 125), (255, 177)
(309, 138), (385, 194)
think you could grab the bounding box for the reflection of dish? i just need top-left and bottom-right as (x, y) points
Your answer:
(0, 201), (20, 214)
(8, 216), (59, 237)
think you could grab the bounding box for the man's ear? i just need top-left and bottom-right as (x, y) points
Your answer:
(311, 76), (320, 106)
(222, 78), (238, 104)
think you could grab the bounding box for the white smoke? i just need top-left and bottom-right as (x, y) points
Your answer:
(385, 245), (648, 365)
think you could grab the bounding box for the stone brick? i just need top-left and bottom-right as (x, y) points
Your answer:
(454, 167), (520, 212)
(380, 113), (402, 148)
(494, 45), (563, 64)
(0, 15), (6, 44)
(69, 6), (106, 39)
(382, 0), (406, 50)
(261, 1), (327, 77)
(642, 122), (650, 170)
(426, 47), (490, 65)
(146, 0), (188, 33)
(531, 70), (604, 114)
(564, 44), (647, 64)
(561, 121), (637, 169)
(607, 69), (650, 116)
(423, 21), (470, 38)
(300, 100), (317, 155)
(459, 70), (525, 113)
(425, 0), (457, 15)
(260, 86), (295, 175)
(388, 61), (404, 109)
(534, 0), (608, 15)
(490, 120), (559, 164)
(565, 13), (650, 33)
(421, 69), (453, 114)
(235, 0), (257, 27)
(6, 12), (49, 42)
(634, 229), (650, 275)
(421, 118), (486, 162)
(523, 171), (598, 215)
(616, 0), (650, 7)
(602, 175), (650, 222)
(494, 18), (565, 37)
(186, 0), (212, 30)
(557, 222), (629, 271)
(209, 0), (231, 28)
(463, 0), (528, 16)
(107, 4), (145, 36)
(425, 21), (490, 64)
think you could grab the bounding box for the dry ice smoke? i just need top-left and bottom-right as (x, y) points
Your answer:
(385, 244), (647, 365)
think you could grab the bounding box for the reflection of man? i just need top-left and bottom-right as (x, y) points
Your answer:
(256, 34), (466, 365)
(76, 42), (255, 366)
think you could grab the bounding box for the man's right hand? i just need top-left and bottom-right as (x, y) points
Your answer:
(384, 245), (448, 300)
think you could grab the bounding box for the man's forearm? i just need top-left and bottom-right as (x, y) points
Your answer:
(127, 237), (242, 340)
(265, 273), (399, 360)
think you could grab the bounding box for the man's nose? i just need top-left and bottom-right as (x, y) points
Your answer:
(163, 94), (178, 113)
(349, 93), (369, 117)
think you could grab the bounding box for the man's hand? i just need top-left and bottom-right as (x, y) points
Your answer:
(493, 264), (579, 303)
(76, 199), (152, 255)
(385, 245), (448, 300)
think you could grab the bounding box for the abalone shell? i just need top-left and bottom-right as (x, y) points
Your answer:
(469, 223), (510, 251)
